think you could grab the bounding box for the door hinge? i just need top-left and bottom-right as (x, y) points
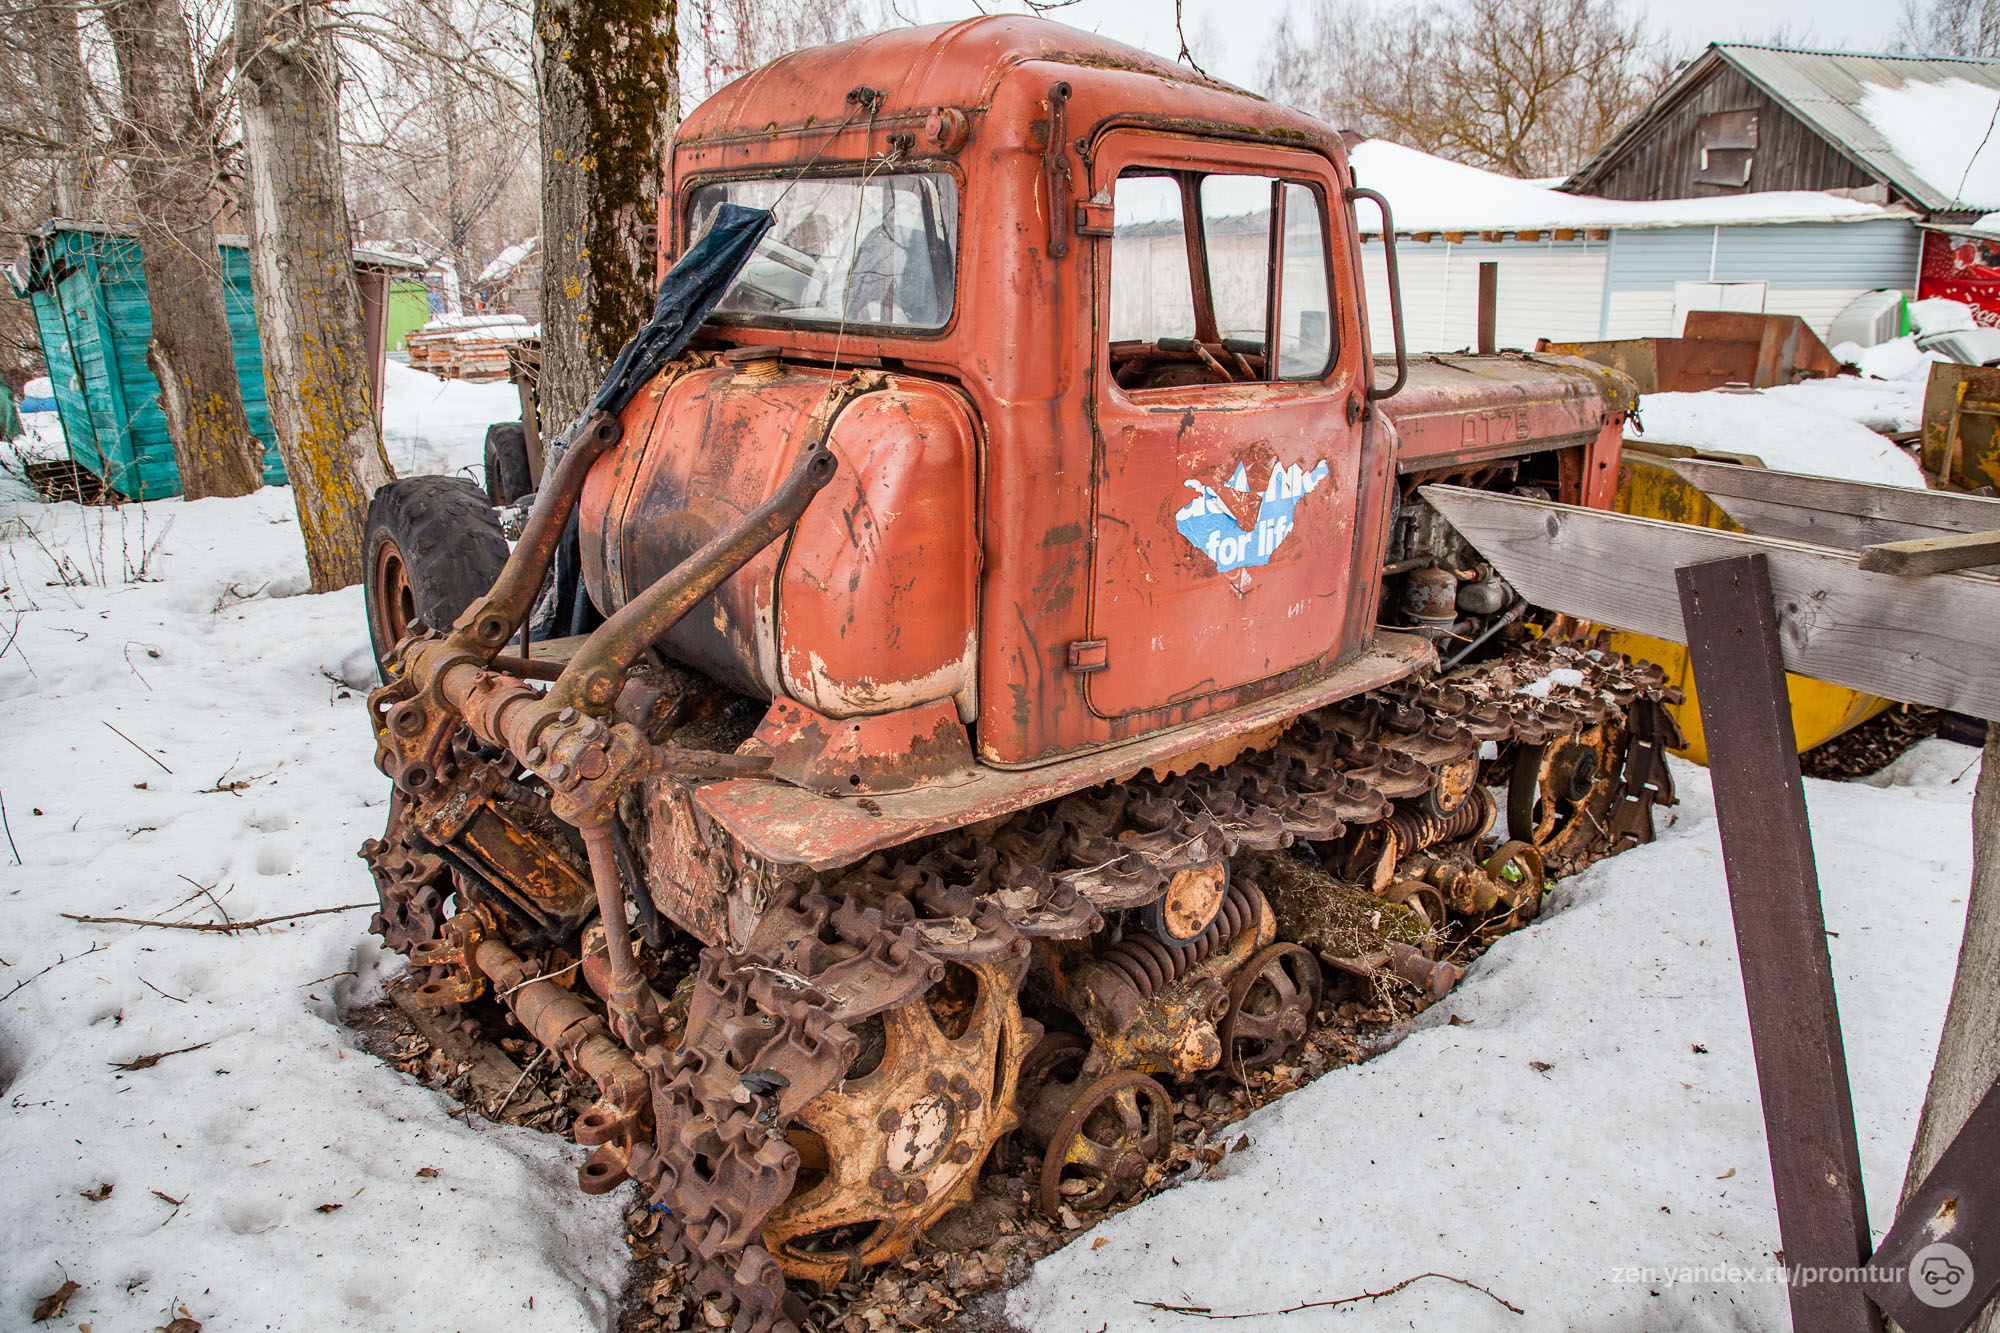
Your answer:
(1066, 639), (1109, 673)
(1074, 198), (1114, 237)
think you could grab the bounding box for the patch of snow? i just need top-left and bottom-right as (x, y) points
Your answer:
(422, 313), (529, 330)
(1830, 334), (1946, 383)
(1632, 389), (1928, 487)
(1908, 297), (1977, 337)
(478, 238), (540, 286)
(24, 376), (52, 399)
(1862, 736), (1986, 791)
(0, 490), (628, 1331)
(379, 360), (519, 480)
(1858, 78), (2000, 211)
(1011, 746), (1982, 1331)
(1515, 666), (1585, 699)
(1350, 140), (1907, 234)
(1758, 376), (1926, 436)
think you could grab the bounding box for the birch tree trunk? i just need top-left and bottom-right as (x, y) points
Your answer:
(1900, 728), (2000, 1333)
(107, 0), (266, 500)
(234, 0), (395, 591)
(534, 0), (678, 432)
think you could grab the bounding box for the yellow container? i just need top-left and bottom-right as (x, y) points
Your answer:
(1600, 449), (1889, 766)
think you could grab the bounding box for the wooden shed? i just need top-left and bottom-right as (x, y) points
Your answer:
(5, 220), (420, 500)
(1564, 45), (2000, 218)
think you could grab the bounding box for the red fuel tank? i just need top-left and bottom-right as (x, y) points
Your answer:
(579, 359), (980, 722)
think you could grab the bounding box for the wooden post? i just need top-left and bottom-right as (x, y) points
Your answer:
(1677, 552), (1883, 1333)
(1477, 261), (1498, 354)
(1864, 1077), (2000, 1332)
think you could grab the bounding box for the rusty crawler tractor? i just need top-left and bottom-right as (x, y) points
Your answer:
(359, 18), (1679, 1330)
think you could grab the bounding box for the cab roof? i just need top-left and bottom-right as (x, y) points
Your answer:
(675, 16), (1340, 155)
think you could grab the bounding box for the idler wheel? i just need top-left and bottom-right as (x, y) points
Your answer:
(1483, 840), (1547, 929)
(1142, 860), (1230, 945)
(1038, 1070), (1174, 1219)
(1507, 723), (1620, 873)
(1417, 756), (1480, 820)
(1220, 943), (1322, 1084)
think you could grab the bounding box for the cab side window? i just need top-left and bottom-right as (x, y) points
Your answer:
(1107, 167), (1336, 391)
(1107, 174), (1196, 344)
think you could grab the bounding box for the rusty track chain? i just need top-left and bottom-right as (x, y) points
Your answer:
(362, 637), (1681, 1331)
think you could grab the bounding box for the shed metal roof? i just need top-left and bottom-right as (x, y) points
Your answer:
(1566, 45), (2000, 215)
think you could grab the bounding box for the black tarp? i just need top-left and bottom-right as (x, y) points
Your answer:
(588, 202), (774, 419)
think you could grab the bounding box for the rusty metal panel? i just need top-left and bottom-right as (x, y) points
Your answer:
(1921, 362), (2000, 493)
(1382, 352), (1632, 472)
(695, 632), (1433, 869)
(777, 383), (979, 720)
(1080, 133), (1372, 723)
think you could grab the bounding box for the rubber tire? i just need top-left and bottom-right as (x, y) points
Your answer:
(483, 421), (533, 506)
(364, 476), (510, 679)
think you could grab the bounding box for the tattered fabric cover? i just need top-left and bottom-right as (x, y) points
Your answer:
(589, 203), (775, 419)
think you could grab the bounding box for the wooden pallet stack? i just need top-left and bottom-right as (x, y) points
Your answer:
(404, 320), (536, 382)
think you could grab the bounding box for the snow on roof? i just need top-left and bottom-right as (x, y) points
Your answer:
(476, 236), (539, 286)
(1349, 139), (1913, 236)
(1857, 77), (2000, 213)
(1569, 45), (2000, 214)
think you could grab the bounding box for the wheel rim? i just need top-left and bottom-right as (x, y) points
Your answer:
(1221, 943), (1322, 1084)
(1507, 723), (1619, 872)
(1039, 1070), (1174, 1218)
(369, 537), (418, 658)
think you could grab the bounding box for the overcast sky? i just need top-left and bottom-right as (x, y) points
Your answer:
(900, 0), (1906, 93)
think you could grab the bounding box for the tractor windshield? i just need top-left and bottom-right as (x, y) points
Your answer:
(689, 172), (959, 332)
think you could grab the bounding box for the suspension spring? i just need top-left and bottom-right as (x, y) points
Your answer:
(1385, 785), (1495, 854)
(1092, 882), (1264, 1001)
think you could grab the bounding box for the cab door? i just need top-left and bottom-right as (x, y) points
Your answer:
(1083, 133), (1369, 720)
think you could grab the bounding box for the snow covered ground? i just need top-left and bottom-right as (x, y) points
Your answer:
(0, 367), (1984, 1331)
(1631, 379), (1928, 488)
(1010, 744), (1980, 1332)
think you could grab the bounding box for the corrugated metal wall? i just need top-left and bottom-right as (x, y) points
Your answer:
(1363, 219), (1920, 350)
(1360, 237), (1608, 353)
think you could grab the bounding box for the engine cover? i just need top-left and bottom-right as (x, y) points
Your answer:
(580, 361), (979, 721)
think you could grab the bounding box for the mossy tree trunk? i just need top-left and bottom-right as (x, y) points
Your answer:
(234, 0), (396, 591)
(107, 0), (266, 500)
(534, 0), (678, 433)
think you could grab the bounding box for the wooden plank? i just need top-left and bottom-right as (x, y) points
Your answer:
(1420, 484), (2000, 719)
(1670, 458), (2000, 559)
(1858, 529), (2000, 577)
(1677, 554), (1882, 1333)
(1863, 1076), (2000, 1332)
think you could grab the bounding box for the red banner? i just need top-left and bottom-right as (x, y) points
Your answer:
(1918, 230), (2000, 327)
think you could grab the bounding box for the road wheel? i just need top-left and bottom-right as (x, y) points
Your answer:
(364, 476), (508, 679)
(483, 421), (533, 506)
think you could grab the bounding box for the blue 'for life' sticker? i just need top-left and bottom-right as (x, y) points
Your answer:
(1174, 459), (1330, 574)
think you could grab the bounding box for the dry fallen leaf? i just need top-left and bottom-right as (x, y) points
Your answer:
(1091, 1237), (1109, 1250)
(32, 1279), (79, 1322)
(1717, 1167), (1736, 1180)
(81, 1183), (113, 1202)
(415, 1167), (438, 1178)
(315, 1203), (342, 1214)
(157, 1319), (201, 1333)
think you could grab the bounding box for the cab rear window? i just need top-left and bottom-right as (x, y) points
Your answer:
(690, 173), (958, 331)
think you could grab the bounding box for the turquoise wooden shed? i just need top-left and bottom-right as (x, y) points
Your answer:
(6, 220), (421, 499)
